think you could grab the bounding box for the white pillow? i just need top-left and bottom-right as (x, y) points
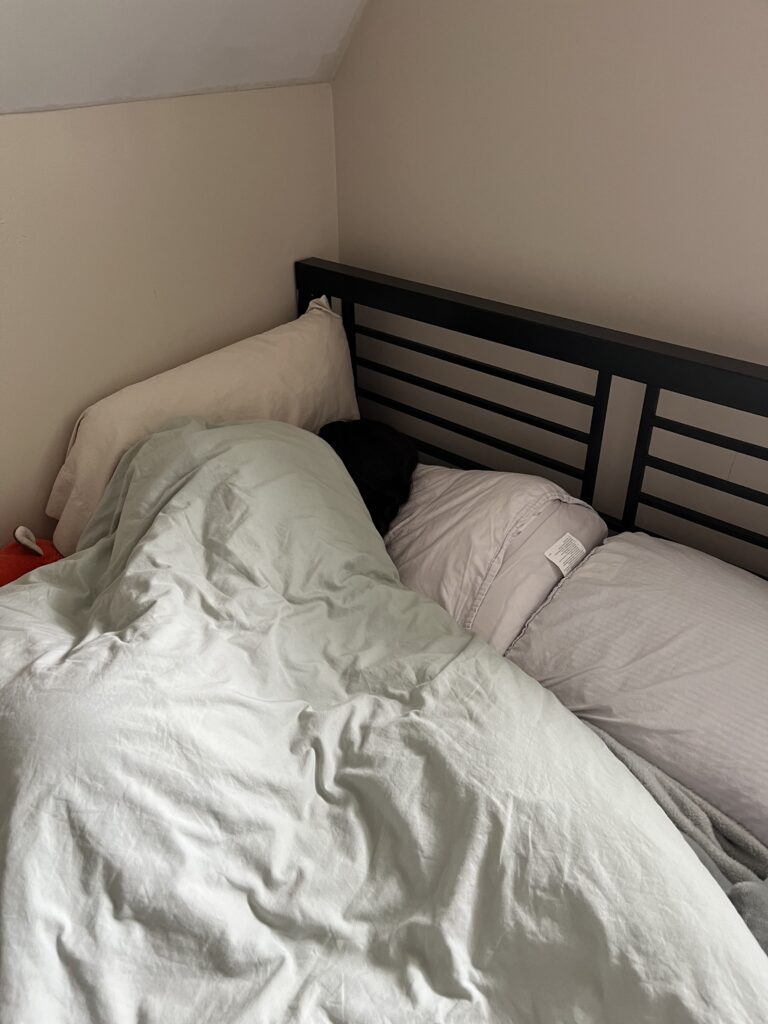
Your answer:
(509, 532), (768, 845)
(47, 298), (358, 554)
(386, 464), (607, 651)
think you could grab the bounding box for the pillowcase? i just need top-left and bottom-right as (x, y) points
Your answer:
(386, 464), (607, 651)
(508, 532), (768, 845)
(47, 298), (358, 554)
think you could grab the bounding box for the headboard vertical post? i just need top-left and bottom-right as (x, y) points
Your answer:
(623, 384), (660, 529)
(341, 301), (357, 382)
(581, 371), (612, 505)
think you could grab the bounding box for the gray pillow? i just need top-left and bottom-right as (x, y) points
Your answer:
(508, 532), (768, 845)
(387, 465), (606, 651)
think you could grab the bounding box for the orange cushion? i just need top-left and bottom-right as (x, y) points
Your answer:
(0, 540), (62, 586)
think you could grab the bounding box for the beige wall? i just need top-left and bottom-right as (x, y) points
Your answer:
(334, 0), (768, 362)
(333, 0), (768, 571)
(0, 84), (338, 542)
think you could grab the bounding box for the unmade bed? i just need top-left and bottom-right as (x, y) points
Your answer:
(0, 261), (766, 1023)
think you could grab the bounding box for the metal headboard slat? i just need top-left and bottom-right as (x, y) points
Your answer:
(357, 387), (584, 480)
(355, 356), (591, 443)
(355, 324), (594, 405)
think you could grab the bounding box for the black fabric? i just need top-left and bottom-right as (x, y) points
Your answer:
(319, 419), (418, 536)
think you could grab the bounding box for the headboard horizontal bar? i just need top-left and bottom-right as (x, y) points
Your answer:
(645, 456), (768, 506)
(356, 326), (594, 405)
(357, 356), (590, 443)
(413, 440), (490, 471)
(297, 259), (768, 415)
(357, 388), (584, 478)
(653, 417), (768, 461)
(639, 493), (768, 548)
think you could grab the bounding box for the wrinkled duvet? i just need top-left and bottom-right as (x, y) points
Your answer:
(0, 420), (766, 1024)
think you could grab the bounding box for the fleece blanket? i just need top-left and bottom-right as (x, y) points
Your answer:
(0, 419), (766, 1024)
(590, 723), (768, 955)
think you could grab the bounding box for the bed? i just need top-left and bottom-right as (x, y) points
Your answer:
(0, 262), (766, 1022)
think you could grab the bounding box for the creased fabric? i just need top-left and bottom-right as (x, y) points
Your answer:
(1, 419), (766, 1024)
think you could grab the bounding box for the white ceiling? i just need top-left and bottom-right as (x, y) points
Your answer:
(0, 0), (366, 114)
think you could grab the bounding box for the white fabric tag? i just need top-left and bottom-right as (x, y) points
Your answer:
(544, 532), (586, 577)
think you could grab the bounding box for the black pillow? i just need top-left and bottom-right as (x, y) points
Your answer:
(319, 419), (418, 536)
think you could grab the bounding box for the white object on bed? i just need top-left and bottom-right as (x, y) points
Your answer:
(509, 531), (768, 846)
(46, 297), (358, 555)
(13, 526), (43, 556)
(386, 464), (607, 651)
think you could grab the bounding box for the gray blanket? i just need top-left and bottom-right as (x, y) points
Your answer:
(591, 724), (768, 953)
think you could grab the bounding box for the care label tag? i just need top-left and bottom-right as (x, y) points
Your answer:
(544, 532), (586, 577)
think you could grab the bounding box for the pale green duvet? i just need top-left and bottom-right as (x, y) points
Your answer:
(0, 420), (765, 1023)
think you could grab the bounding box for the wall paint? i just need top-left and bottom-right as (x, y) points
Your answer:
(0, 0), (367, 114)
(0, 84), (338, 542)
(335, 0), (768, 363)
(334, 0), (768, 571)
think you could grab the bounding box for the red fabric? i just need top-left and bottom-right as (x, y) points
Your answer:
(0, 540), (62, 586)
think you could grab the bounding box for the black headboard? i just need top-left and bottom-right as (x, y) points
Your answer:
(296, 258), (768, 572)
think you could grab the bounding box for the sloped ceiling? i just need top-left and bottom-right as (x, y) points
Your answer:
(0, 0), (366, 114)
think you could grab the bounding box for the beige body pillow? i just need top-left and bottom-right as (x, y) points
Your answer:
(47, 298), (358, 554)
